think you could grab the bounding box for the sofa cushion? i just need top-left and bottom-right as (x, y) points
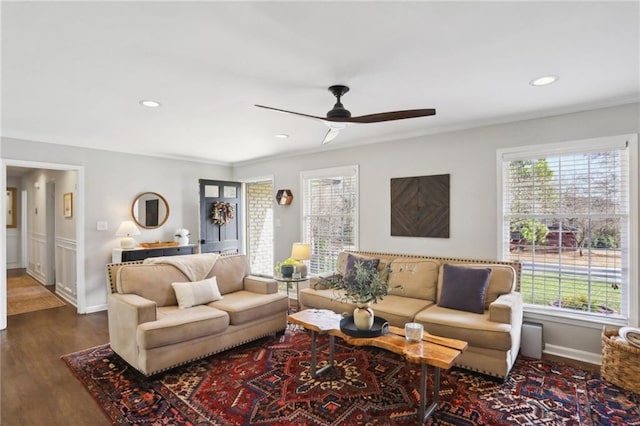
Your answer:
(414, 305), (513, 351)
(368, 295), (434, 328)
(172, 276), (223, 309)
(208, 255), (248, 294)
(138, 305), (229, 349)
(387, 258), (440, 301)
(437, 263), (516, 309)
(209, 291), (288, 325)
(300, 288), (356, 314)
(438, 264), (491, 314)
(117, 264), (188, 307)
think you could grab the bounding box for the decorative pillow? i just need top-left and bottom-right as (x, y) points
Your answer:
(443, 263), (516, 309)
(344, 253), (380, 285)
(438, 264), (491, 314)
(388, 258), (440, 301)
(171, 276), (223, 309)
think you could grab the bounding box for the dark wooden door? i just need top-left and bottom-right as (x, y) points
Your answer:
(199, 179), (243, 254)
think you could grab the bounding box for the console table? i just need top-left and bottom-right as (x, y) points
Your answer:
(112, 245), (197, 263)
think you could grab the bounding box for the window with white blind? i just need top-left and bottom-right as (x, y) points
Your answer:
(301, 165), (359, 275)
(498, 135), (638, 323)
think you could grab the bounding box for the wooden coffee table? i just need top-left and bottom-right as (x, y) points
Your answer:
(288, 309), (468, 424)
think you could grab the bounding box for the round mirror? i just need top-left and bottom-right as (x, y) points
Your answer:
(131, 192), (170, 229)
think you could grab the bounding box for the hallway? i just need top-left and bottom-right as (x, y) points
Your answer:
(6, 269), (65, 316)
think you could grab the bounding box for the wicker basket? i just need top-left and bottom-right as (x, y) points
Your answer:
(601, 328), (640, 394)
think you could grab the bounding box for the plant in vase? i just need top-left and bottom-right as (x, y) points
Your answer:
(319, 259), (399, 330)
(275, 258), (298, 278)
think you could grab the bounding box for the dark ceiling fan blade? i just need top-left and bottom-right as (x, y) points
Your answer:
(340, 109), (436, 124)
(254, 104), (325, 121)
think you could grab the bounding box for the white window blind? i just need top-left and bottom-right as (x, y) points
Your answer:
(499, 136), (636, 322)
(301, 165), (358, 275)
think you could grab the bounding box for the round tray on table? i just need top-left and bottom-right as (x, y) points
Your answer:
(340, 315), (389, 337)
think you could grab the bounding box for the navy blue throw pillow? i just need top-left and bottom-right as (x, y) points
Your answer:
(344, 254), (380, 286)
(438, 264), (491, 314)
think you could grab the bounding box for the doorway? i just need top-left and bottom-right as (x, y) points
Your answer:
(245, 179), (274, 276)
(1, 160), (85, 330)
(199, 179), (243, 255)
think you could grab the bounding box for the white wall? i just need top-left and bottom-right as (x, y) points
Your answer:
(1, 138), (233, 312)
(234, 102), (640, 363)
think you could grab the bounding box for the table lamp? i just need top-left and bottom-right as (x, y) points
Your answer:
(116, 220), (141, 249)
(291, 242), (311, 278)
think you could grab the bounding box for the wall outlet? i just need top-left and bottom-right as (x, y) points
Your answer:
(97, 221), (108, 231)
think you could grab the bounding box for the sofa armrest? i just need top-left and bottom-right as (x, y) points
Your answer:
(244, 275), (278, 294)
(109, 293), (157, 325)
(489, 292), (523, 324)
(108, 293), (157, 367)
(108, 294), (157, 339)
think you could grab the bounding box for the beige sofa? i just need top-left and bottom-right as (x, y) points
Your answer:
(107, 253), (288, 376)
(299, 250), (522, 379)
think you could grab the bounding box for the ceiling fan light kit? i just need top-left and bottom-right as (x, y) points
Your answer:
(256, 85), (436, 144)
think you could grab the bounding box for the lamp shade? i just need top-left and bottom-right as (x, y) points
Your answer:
(291, 242), (311, 261)
(115, 221), (141, 237)
(115, 221), (141, 249)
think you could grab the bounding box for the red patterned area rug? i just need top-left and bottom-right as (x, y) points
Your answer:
(62, 329), (639, 425)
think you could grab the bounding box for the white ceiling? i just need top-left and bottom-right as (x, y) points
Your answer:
(2, 1), (639, 165)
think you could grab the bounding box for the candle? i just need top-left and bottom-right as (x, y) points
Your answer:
(405, 322), (424, 342)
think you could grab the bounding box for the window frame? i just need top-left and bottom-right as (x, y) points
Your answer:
(300, 165), (359, 276)
(496, 134), (638, 327)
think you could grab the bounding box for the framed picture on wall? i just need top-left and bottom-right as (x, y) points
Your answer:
(6, 187), (17, 228)
(63, 192), (73, 218)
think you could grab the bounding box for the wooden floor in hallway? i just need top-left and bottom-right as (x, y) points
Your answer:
(1, 294), (110, 425)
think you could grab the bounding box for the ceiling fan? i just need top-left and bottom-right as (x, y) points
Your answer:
(256, 85), (436, 144)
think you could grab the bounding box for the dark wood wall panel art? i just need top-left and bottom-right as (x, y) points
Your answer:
(391, 174), (450, 238)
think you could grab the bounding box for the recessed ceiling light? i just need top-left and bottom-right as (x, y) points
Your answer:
(529, 75), (559, 87)
(139, 100), (161, 108)
(274, 134), (289, 139)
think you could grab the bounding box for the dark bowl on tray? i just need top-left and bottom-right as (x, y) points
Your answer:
(340, 316), (389, 338)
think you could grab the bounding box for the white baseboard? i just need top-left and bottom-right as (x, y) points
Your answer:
(85, 304), (107, 314)
(55, 290), (77, 307)
(543, 343), (602, 365)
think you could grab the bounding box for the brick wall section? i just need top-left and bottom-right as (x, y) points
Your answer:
(247, 181), (274, 275)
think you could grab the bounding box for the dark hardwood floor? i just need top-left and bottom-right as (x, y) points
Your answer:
(1, 303), (111, 425)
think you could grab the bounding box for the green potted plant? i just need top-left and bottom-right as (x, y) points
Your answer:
(275, 257), (297, 278)
(319, 260), (399, 330)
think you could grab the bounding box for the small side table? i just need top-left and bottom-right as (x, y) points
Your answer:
(275, 276), (309, 313)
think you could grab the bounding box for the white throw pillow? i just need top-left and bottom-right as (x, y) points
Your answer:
(171, 276), (223, 309)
